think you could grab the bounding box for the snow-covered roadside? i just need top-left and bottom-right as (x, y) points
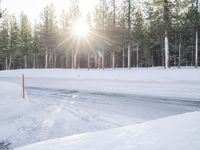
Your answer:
(0, 81), (30, 120)
(15, 111), (200, 150)
(0, 67), (200, 100)
(0, 81), (31, 149)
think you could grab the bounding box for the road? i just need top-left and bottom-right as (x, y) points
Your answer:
(26, 86), (200, 123)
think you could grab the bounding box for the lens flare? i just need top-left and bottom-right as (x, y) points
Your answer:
(73, 18), (89, 37)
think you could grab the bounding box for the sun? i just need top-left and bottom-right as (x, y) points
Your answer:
(73, 18), (89, 37)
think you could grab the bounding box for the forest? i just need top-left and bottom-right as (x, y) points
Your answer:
(0, 0), (199, 70)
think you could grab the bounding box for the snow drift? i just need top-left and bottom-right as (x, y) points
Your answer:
(0, 81), (29, 120)
(0, 81), (31, 148)
(15, 111), (200, 150)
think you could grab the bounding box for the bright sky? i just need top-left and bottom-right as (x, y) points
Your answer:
(1, 0), (99, 21)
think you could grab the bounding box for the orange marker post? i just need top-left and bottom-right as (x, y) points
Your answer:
(22, 74), (25, 99)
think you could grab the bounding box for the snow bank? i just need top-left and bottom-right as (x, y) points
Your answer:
(0, 67), (199, 82)
(15, 111), (200, 150)
(0, 67), (199, 99)
(0, 81), (30, 147)
(0, 81), (29, 120)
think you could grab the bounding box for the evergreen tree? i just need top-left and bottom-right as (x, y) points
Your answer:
(19, 13), (32, 68)
(39, 3), (58, 68)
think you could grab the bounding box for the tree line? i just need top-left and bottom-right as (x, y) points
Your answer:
(0, 0), (199, 70)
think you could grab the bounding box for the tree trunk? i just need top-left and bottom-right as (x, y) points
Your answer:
(78, 52), (80, 68)
(66, 52), (68, 68)
(95, 55), (97, 69)
(50, 52), (54, 68)
(74, 53), (77, 69)
(122, 46), (125, 68)
(24, 55), (27, 69)
(102, 49), (104, 69)
(136, 44), (139, 68)
(164, 30), (169, 69)
(8, 54), (12, 70)
(5, 57), (8, 70)
(71, 52), (74, 69)
(128, 44), (131, 69)
(45, 49), (48, 68)
(195, 31), (198, 68)
(128, 0), (131, 69)
(33, 54), (36, 69)
(54, 53), (57, 68)
(178, 43), (181, 68)
(178, 33), (181, 68)
(49, 53), (51, 68)
(87, 52), (90, 70)
(112, 51), (115, 69)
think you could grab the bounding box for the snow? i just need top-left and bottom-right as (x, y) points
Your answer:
(0, 82), (31, 149)
(0, 67), (200, 149)
(15, 111), (200, 150)
(0, 81), (30, 120)
(0, 67), (200, 100)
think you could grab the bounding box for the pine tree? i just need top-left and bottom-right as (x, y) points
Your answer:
(0, 13), (10, 69)
(19, 13), (32, 68)
(8, 15), (20, 69)
(39, 3), (58, 68)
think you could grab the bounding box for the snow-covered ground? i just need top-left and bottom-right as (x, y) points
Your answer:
(15, 111), (200, 150)
(0, 67), (200, 149)
(0, 67), (200, 99)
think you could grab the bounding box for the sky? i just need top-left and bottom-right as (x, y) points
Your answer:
(1, 0), (99, 21)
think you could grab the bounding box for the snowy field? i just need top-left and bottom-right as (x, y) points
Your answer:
(0, 67), (200, 149)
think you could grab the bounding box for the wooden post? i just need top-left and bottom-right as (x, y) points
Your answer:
(22, 74), (25, 99)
